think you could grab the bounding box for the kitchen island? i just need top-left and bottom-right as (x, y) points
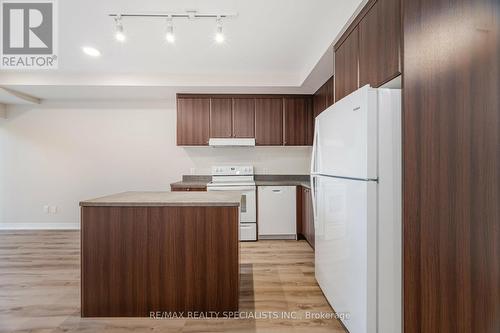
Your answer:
(79, 191), (241, 317)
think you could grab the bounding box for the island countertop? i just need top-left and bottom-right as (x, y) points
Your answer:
(80, 191), (242, 207)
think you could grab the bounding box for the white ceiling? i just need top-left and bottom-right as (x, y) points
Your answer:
(0, 0), (364, 100)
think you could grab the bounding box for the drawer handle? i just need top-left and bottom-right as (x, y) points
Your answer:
(272, 189), (282, 193)
(241, 225), (253, 229)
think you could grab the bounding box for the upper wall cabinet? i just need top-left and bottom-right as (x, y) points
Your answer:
(209, 98), (256, 138)
(177, 94), (314, 146)
(313, 92), (325, 119)
(255, 98), (283, 146)
(334, 0), (402, 102)
(359, 0), (401, 87)
(325, 77), (334, 108)
(313, 76), (334, 118)
(210, 98), (233, 138)
(284, 96), (313, 146)
(177, 97), (210, 145)
(232, 98), (255, 138)
(335, 27), (359, 102)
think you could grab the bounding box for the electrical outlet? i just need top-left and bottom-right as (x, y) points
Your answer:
(43, 205), (49, 214)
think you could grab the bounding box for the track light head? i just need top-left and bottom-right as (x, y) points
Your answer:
(165, 16), (175, 43)
(114, 15), (126, 42)
(214, 17), (225, 44)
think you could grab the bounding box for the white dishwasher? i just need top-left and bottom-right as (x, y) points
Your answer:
(258, 186), (296, 239)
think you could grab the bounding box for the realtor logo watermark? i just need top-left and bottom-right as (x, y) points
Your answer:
(1, 0), (58, 69)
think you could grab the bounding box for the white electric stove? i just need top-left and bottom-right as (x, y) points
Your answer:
(207, 166), (257, 241)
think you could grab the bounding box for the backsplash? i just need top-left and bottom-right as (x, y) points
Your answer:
(183, 146), (312, 175)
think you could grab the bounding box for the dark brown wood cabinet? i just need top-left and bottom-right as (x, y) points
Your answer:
(81, 205), (239, 317)
(325, 77), (334, 108)
(255, 98), (283, 145)
(284, 96), (313, 145)
(359, 0), (401, 87)
(177, 97), (210, 145)
(209, 98), (232, 138)
(333, 0), (401, 102)
(209, 98), (255, 139)
(171, 186), (207, 192)
(177, 94), (313, 146)
(313, 93), (324, 119)
(313, 76), (334, 118)
(297, 186), (314, 249)
(403, 0), (499, 332)
(335, 27), (359, 102)
(232, 98), (255, 138)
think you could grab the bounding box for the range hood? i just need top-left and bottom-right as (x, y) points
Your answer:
(208, 138), (256, 147)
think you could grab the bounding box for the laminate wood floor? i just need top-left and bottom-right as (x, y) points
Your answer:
(0, 231), (346, 333)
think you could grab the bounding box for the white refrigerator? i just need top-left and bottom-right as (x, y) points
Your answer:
(311, 85), (402, 333)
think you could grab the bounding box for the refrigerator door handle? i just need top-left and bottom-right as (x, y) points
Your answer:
(310, 118), (319, 175)
(310, 175), (318, 227)
(310, 119), (319, 227)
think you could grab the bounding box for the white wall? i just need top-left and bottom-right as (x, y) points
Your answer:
(0, 101), (311, 228)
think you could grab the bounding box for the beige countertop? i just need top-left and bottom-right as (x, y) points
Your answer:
(80, 191), (242, 207)
(170, 175), (310, 189)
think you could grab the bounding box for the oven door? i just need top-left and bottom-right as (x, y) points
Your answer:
(207, 186), (256, 223)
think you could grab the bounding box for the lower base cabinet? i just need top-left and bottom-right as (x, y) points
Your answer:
(171, 186), (206, 191)
(298, 186), (315, 249)
(81, 205), (239, 317)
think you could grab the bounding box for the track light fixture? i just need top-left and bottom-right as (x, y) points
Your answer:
(165, 16), (175, 43)
(214, 17), (225, 44)
(109, 11), (236, 44)
(114, 15), (126, 42)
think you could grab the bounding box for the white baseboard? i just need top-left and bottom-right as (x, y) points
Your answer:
(258, 234), (297, 240)
(0, 223), (80, 230)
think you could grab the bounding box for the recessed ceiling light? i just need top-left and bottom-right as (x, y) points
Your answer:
(82, 46), (101, 57)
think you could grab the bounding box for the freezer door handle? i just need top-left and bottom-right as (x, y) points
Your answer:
(310, 175), (318, 227)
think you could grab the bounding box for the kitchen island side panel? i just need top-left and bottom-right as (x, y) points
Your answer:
(81, 205), (239, 317)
